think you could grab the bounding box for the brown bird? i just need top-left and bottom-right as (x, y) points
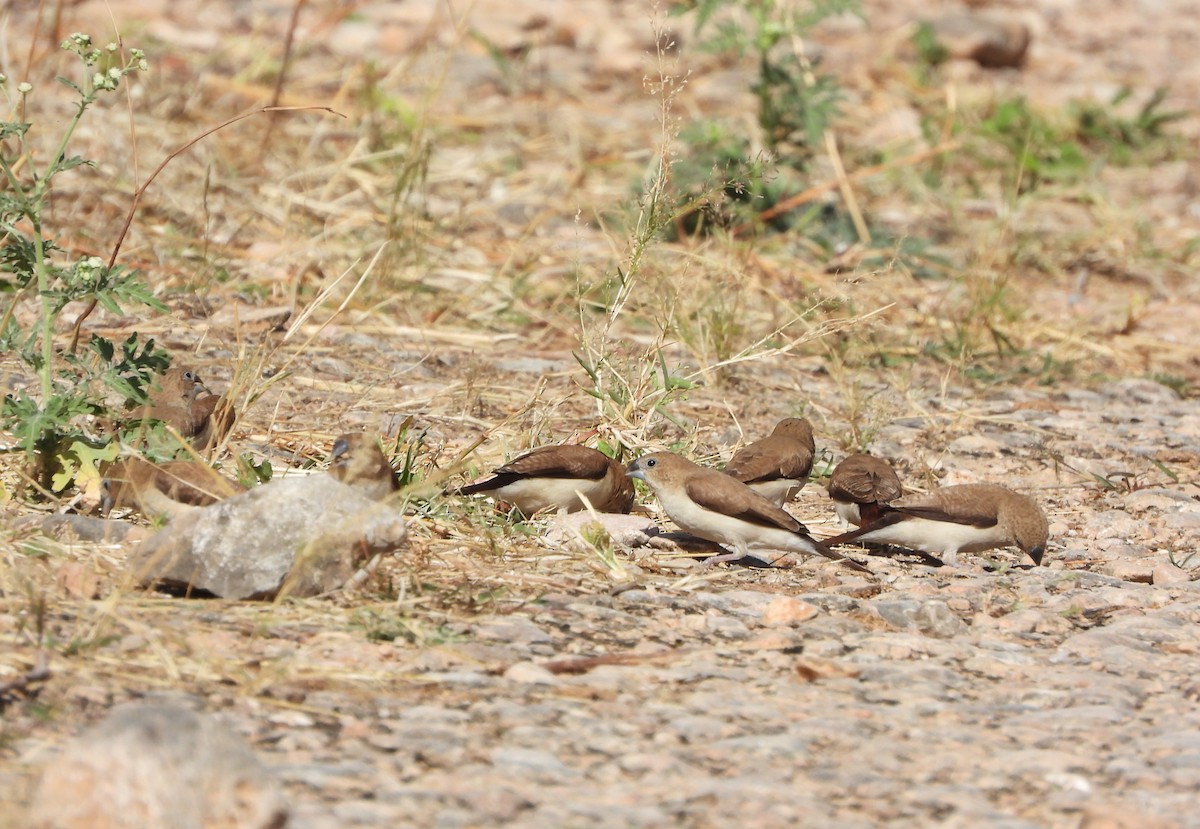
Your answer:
(328, 433), (399, 501)
(827, 453), (903, 527)
(822, 483), (1049, 566)
(133, 366), (235, 451)
(459, 444), (635, 516)
(723, 417), (816, 506)
(627, 451), (870, 573)
(100, 457), (245, 520)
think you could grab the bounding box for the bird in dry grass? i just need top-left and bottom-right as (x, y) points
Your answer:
(328, 433), (400, 501)
(627, 451), (870, 573)
(723, 417), (816, 506)
(458, 444), (635, 516)
(132, 365), (236, 451)
(100, 457), (245, 520)
(827, 453), (903, 527)
(821, 483), (1049, 566)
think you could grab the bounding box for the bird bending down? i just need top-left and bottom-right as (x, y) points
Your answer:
(821, 483), (1048, 566)
(458, 444), (635, 516)
(328, 434), (400, 501)
(827, 453), (903, 527)
(723, 417), (815, 506)
(100, 457), (245, 520)
(627, 451), (870, 573)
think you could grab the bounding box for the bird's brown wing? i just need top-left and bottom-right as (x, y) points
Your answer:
(891, 491), (999, 528)
(189, 394), (237, 449)
(459, 445), (613, 495)
(499, 445), (613, 480)
(685, 472), (808, 534)
(101, 458), (242, 515)
(154, 461), (245, 504)
(828, 457), (902, 504)
(725, 437), (812, 483)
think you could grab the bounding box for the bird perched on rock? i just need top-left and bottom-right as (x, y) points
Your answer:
(627, 451), (870, 573)
(458, 444), (635, 516)
(723, 417), (815, 506)
(132, 365), (235, 452)
(100, 457), (245, 520)
(821, 483), (1049, 566)
(827, 453), (903, 527)
(328, 433), (399, 501)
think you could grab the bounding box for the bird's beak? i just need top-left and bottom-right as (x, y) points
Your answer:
(329, 438), (350, 466)
(1027, 545), (1045, 566)
(625, 459), (644, 481)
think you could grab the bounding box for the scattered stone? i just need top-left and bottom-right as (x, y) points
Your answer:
(947, 434), (1003, 456)
(761, 595), (820, 626)
(1100, 560), (1154, 584)
(873, 599), (969, 638)
(33, 514), (146, 543)
(1152, 563), (1193, 585)
(503, 661), (559, 684)
(128, 474), (406, 599)
(1123, 488), (1197, 511)
(544, 512), (658, 550)
(26, 702), (286, 829)
(475, 616), (553, 645)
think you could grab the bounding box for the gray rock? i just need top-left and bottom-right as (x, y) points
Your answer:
(489, 746), (577, 780)
(1100, 378), (1182, 405)
(475, 615), (553, 645)
(873, 599), (969, 638)
(1164, 511), (1200, 530)
(129, 474), (406, 599)
(32, 514), (144, 543)
(947, 434), (1003, 456)
(27, 702), (286, 829)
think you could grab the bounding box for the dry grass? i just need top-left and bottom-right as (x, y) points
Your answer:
(1, 0), (1198, 814)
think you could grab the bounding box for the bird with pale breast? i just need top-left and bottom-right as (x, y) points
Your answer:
(100, 457), (245, 520)
(627, 451), (870, 573)
(458, 444), (635, 516)
(821, 483), (1049, 566)
(132, 365), (236, 452)
(827, 453), (903, 527)
(328, 433), (400, 501)
(723, 417), (816, 507)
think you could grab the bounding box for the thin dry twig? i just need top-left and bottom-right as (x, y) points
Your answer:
(69, 104), (347, 352)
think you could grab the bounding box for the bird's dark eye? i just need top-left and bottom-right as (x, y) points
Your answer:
(183, 370), (197, 382)
(646, 458), (657, 467)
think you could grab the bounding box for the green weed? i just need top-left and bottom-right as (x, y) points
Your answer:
(0, 35), (168, 492)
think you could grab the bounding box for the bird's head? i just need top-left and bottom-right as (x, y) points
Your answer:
(773, 417), (815, 446)
(1006, 494), (1049, 565)
(625, 452), (692, 490)
(328, 433), (399, 498)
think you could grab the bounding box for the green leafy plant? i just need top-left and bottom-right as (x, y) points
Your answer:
(685, 0), (857, 158)
(975, 90), (1187, 193)
(0, 34), (168, 491)
(665, 0), (860, 239)
(1071, 87), (1188, 163)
